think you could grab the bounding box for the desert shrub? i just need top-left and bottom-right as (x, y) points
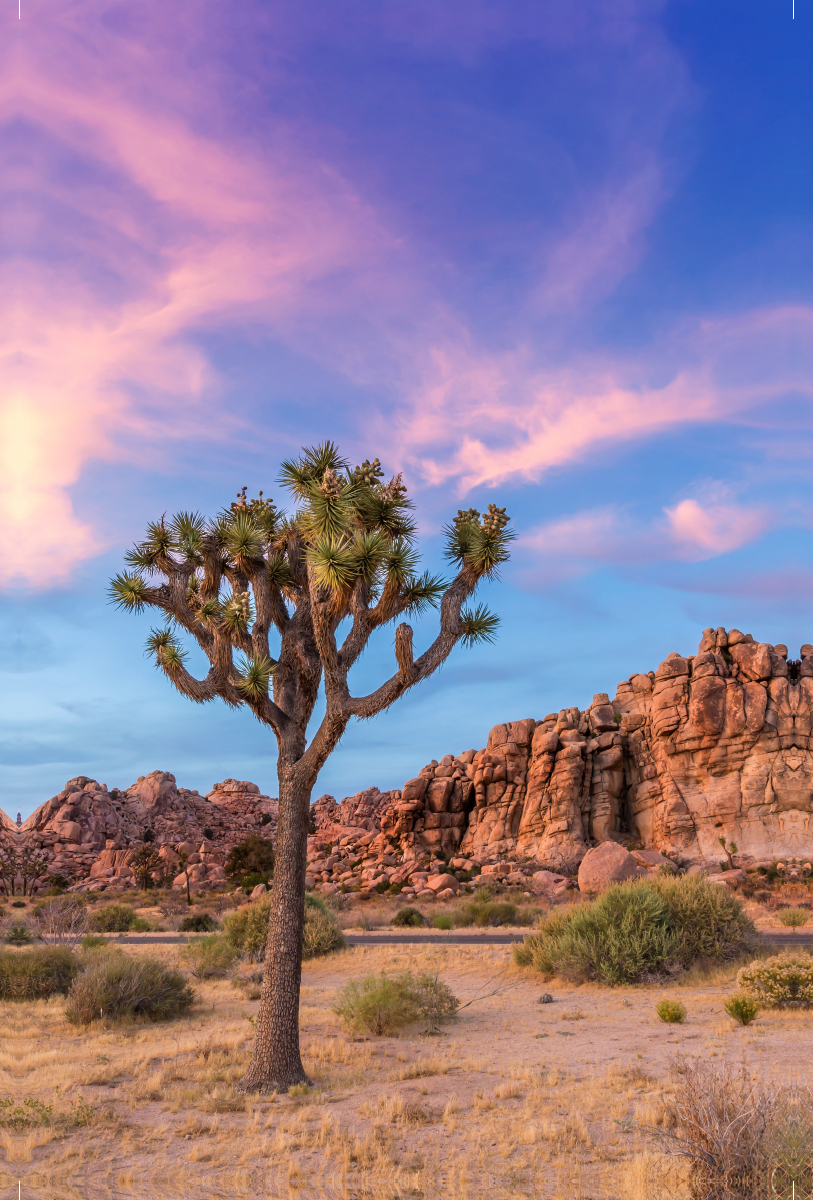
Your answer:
(334, 972), (418, 1035)
(648, 873), (756, 964)
(514, 875), (755, 985)
(455, 899), (519, 928)
(302, 908), (345, 959)
(222, 897), (271, 958)
(65, 954), (195, 1024)
(737, 952), (813, 1006)
(225, 835), (275, 885)
(0, 947), (81, 1000)
(392, 907), (424, 928)
(432, 915), (453, 930)
(725, 993), (760, 1025)
(4, 922), (35, 946)
(11, 901), (26, 909)
(88, 905), (136, 933)
(81, 935), (106, 950)
(130, 917), (164, 932)
(32, 896), (88, 947)
(180, 913), (218, 933)
(179, 934), (240, 979)
(410, 971), (460, 1032)
(655, 999), (686, 1024)
(653, 1060), (774, 1199)
(222, 893), (341, 961)
(777, 907), (810, 928)
(334, 970), (459, 1036)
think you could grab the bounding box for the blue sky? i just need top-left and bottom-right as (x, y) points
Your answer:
(2, 1), (812, 816)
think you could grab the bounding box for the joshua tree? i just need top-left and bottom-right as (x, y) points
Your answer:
(129, 844), (163, 890)
(110, 443), (512, 1092)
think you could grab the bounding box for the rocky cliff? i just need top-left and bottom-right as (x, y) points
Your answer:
(310, 627), (813, 874)
(3, 626), (810, 894)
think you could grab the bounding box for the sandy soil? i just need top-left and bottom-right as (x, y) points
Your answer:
(1, 936), (810, 1200)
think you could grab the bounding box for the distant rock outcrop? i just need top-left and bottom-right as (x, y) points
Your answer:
(8, 772), (277, 893)
(5, 627), (810, 895)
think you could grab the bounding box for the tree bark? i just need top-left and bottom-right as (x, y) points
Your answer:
(235, 763), (312, 1093)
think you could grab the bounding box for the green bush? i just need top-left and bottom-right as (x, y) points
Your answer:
(129, 917), (163, 932)
(432, 915), (453, 930)
(222, 897), (271, 958)
(65, 954), (195, 1024)
(455, 899), (519, 928)
(81, 935), (106, 950)
(513, 875), (755, 985)
(179, 934), (240, 979)
(88, 905), (136, 933)
(777, 907), (810, 928)
(724, 992), (760, 1025)
(392, 907), (424, 928)
(302, 909), (345, 959)
(656, 999), (686, 1024)
(737, 953), (813, 1006)
(179, 913), (218, 933)
(222, 893), (342, 961)
(334, 969), (459, 1036)
(0, 947), (81, 1000)
(225, 835), (275, 884)
(5, 922), (35, 946)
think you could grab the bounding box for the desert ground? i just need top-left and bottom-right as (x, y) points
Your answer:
(1, 884), (809, 1200)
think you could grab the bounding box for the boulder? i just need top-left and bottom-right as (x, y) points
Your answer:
(426, 873), (460, 893)
(250, 883), (268, 899)
(578, 842), (638, 893)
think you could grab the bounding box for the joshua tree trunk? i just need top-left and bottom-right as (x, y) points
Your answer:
(235, 762), (313, 1093)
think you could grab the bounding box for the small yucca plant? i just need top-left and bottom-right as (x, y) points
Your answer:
(724, 992), (760, 1026)
(655, 999), (686, 1024)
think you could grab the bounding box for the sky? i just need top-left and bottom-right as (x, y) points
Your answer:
(1, 0), (812, 818)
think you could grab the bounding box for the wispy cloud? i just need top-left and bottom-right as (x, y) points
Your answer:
(519, 485), (774, 585)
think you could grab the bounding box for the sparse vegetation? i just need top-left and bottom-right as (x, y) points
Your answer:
(179, 934), (240, 979)
(224, 835), (275, 887)
(0, 947), (81, 1000)
(222, 892), (343, 961)
(88, 904), (136, 933)
(65, 953), (195, 1024)
(179, 912), (218, 933)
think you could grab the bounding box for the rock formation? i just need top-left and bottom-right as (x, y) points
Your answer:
(4, 627), (812, 895)
(3, 772), (277, 893)
(308, 628), (813, 884)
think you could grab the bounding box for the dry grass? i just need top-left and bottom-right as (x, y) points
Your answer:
(1, 939), (811, 1198)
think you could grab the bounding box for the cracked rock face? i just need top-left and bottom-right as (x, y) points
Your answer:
(312, 629), (813, 870)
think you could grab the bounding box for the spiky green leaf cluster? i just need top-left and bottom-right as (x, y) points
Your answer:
(146, 627), (188, 671)
(443, 504), (514, 578)
(236, 653), (276, 700)
(458, 603), (500, 647)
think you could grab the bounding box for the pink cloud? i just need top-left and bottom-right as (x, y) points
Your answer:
(402, 306), (813, 492)
(665, 497), (770, 559)
(519, 487), (773, 583)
